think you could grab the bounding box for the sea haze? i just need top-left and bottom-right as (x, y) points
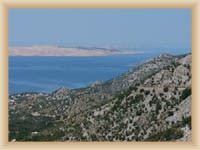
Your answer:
(9, 53), (159, 94)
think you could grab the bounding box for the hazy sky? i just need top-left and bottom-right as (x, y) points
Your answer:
(9, 8), (191, 49)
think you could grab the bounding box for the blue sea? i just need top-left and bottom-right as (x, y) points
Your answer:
(8, 53), (167, 94)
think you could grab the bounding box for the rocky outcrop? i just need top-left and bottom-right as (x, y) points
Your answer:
(50, 87), (71, 100)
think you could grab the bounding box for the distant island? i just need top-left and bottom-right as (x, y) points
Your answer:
(9, 46), (143, 56)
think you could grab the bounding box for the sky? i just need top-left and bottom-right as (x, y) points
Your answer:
(9, 8), (191, 51)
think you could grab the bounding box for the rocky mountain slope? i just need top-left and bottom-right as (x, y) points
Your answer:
(9, 53), (191, 141)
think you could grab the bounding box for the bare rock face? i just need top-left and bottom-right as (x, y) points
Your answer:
(90, 80), (102, 87)
(50, 86), (71, 100)
(179, 54), (191, 65)
(165, 96), (191, 125)
(9, 53), (191, 142)
(176, 125), (192, 141)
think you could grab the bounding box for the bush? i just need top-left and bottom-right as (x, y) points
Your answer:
(181, 87), (191, 100)
(115, 86), (138, 100)
(144, 90), (150, 95)
(115, 92), (125, 100)
(131, 94), (144, 104)
(159, 93), (164, 97)
(149, 100), (153, 107)
(163, 87), (169, 92)
(156, 102), (162, 114)
(171, 61), (181, 67)
(135, 94), (144, 101)
(91, 134), (98, 141)
(173, 90), (177, 95)
(144, 128), (184, 141)
(182, 116), (191, 129)
(131, 86), (138, 92)
(136, 109), (143, 116)
(168, 111), (174, 117)
(140, 89), (144, 93)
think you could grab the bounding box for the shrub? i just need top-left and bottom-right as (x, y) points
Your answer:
(115, 86), (138, 100)
(159, 93), (164, 97)
(149, 100), (153, 107)
(181, 87), (191, 100)
(131, 86), (138, 92)
(171, 61), (181, 67)
(144, 90), (150, 95)
(140, 89), (144, 93)
(91, 134), (98, 141)
(156, 102), (162, 114)
(182, 116), (191, 129)
(115, 92), (125, 100)
(130, 94), (144, 104)
(136, 110), (143, 116)
(173, 90), (177, 95)
(168, 111), (174, 117)
(135, 94), (144, 101)
(163, 87), (169, 92)
(144, 128), (184, 141)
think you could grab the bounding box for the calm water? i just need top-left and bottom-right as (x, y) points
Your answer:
(9, 53), (159, 94)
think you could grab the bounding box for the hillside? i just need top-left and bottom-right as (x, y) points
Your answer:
(9, 53), (191, 141)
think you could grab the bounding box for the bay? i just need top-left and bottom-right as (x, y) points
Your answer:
(9, 53), (159, 94)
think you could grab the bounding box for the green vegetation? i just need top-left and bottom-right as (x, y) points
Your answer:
(31, 131), (65, 141)
(136, 109), (144, 116)
(130, 94), (144, 104)
(8, 54), (191, 142)
(9, 115), (54, 141)
(144, 90), (150, 95)
(90, 134), (98, 141)
(182, 116), (192, 129)
(181, 87), (191, 100)
(171, 61), (181, 67)
(163, 87), (169, 92)
(168, 111), (174, 117)
(140, 88), (144, 93)
(155, 102), (162, 114)
(144, 128), (184, 141)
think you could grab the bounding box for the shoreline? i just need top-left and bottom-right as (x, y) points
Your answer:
(9, 53), (189, 95)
